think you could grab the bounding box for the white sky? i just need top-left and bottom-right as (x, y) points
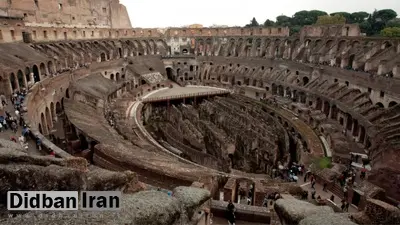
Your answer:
(119, 0), (400, 28)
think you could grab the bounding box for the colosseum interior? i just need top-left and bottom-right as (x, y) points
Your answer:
(0, 1), (400, 225)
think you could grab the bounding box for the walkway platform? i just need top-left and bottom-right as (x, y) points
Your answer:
(142, 85), (231, 103)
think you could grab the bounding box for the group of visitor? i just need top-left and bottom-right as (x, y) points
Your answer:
(0, 90), (50, 156)
(262, 192), (282, 207)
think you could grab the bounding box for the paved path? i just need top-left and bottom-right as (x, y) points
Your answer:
(296, 173), (357, 212)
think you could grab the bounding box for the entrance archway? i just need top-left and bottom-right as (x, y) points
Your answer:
(25, 67), (31, 82)
(17, 70), (25, 88)
(166, 67), (173, 80)
(100, 52), (106, 62)
(10, 73), (17, 91)
(48, 61), (54, 74)
(33, 65), (40, 82)
(40, 63), (46, 76)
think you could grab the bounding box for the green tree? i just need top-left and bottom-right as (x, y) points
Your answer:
(375, 9), (397, 22)
(276, 15), (292, 26)
(381, 27), (400, 37)
(292, 10), (328, 26)
(263, 19), (275, 27)
(351, 11), (369, 23)
(387, 18), (400, 28)
(245, 17), (259, 27)
(330, 12), (353, 23)
(316, 14), (346, 25)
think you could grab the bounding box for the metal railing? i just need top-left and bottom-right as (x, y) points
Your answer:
(142, 90), (230, 103)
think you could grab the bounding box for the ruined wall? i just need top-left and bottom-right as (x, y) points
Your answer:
(0, 0), (131, 28)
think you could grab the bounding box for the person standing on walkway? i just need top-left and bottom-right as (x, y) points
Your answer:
(311, 188), (316, 199)
(11, 121), (17, 133)
(36, 138), (42, 151)
(344, 202), (350, 212)
(226, 200), (236, 225)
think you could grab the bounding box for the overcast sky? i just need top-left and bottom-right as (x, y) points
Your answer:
(120, 0), (400, 28)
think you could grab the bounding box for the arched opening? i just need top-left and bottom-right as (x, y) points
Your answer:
(141, 80), (146, 85)
(166, 67), (173, 80)
(48, 61), (54, 74)
(302, 77), (309, 86)
(182, 49), (188, 54)
(352, 119), (359, 137)
(118, 48), (122, 58)
(348, 55), (355, 69)
(116, 73), (120, 81)
(10, 73), (17, 91)
(110, 74), (114, 80)
(40, 63), (46, 76)
(45, 107), (52, 131)
(190, 65), (194, 71)
(78, 134), (89, 150)
(33, 65), (40, 82)
(50, 102), (55, 121)
(40, 113), (46, 134)
(389, 101), (398, 108)
(17, 70), (25, 88)
(25, 67), (31, 82)
(38, 123), (43, 134)
(66, 88), (70, 98)
(376, 102), (384, 108)
(56, 102), (62, 115)
(346, 114), (353, 131)
(100, 52), (106, 62)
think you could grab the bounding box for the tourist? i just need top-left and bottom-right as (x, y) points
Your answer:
(343, 186), (348, 199)
(341, 202), (345, 211)
(10, 136), (17, 143)
(49, 150), (56, 157)
(18, 135), (25, 148)
(311, 179), (316, 189)
(226, 200), (236, 225)
(344, 202), (350, 212)
(22, 126), (30, 139)
(311, 188), (316, 199)
(11, 121), (17, 133)
(262, 195), (268, 207)
(2, 119), (7, 130)
(36, 138), (42, 151)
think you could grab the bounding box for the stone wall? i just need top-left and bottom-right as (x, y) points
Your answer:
(0, 0), (131, 28)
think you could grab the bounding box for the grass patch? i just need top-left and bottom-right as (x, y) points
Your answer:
(312, 157), (333, 170)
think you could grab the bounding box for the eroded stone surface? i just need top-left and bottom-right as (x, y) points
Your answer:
(0, 139), (141, 205)
(274, 199), (333, 225)
(173, 186), (210, 219)
(299, 213), (357, 225)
